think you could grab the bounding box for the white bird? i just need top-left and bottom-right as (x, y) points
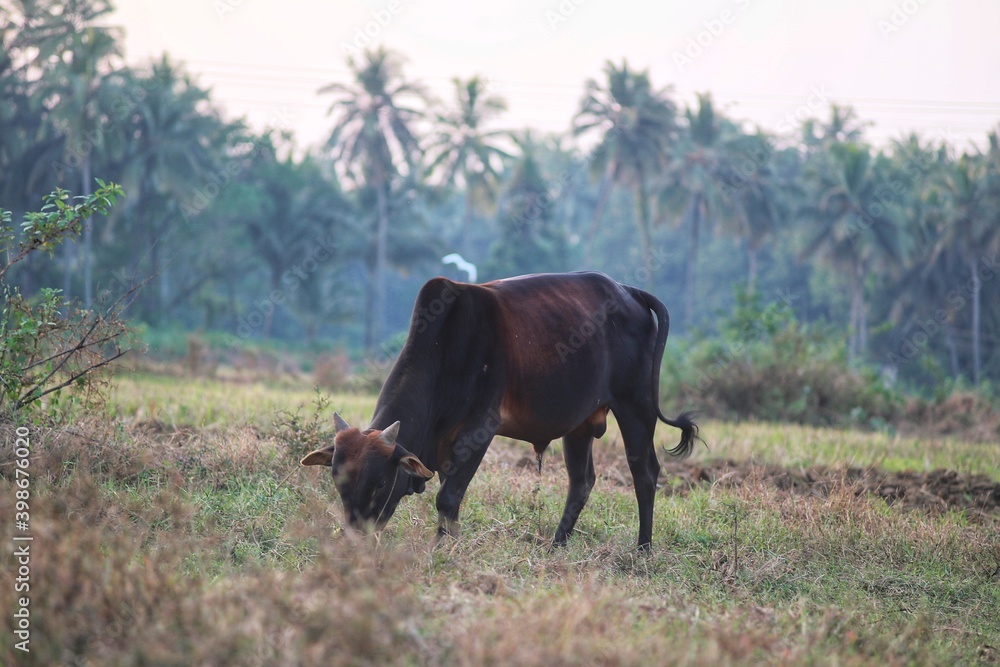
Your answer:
(442, 253), (477, 283)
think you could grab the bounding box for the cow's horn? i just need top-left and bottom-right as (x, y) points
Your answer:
(333, 413), (350, 433)
(379, 421), (401, 445)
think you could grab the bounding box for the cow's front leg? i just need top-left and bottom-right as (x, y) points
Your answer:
(434, 417), (497, 542)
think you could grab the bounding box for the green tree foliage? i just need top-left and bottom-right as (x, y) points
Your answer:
(426, 75), (511, 259)
(658, 93), (746, 322)
(715, 129), (794, 292)
(573, 60), (677, 284)
(485, 133), (568, 279)
(1, 0), (999, 394)
(1, 182), (128, 414)
(798, 108), (907, 363)
(935, 146), (1000, 385)
(320, 47), (425, 350)
(662, 287), (901, 427)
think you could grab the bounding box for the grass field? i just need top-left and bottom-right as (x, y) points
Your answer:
(2, 372), (999, 665)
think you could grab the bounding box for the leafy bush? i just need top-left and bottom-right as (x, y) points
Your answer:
(314, 352), (351, 392)
(662, 288), (903, 429)
(0, 183), (129, 416)
(272, 388), (337, 462)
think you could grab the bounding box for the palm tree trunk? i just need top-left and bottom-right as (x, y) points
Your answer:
(82, 156), (93, 309)
(159, 262), (169, 320)
(62, 236), (73, 306)
(363, 262), (376, 352)
(747, 240), (759, 293)
(582, 167), (614, 266)
(372, 175), (390, 352)
(684, 192), (702, 327)
(461, 189), (474, 260)
(150, 239), (161, 325)
(859, 298), (868, 356)
(264, 268), (281, 338)
(858, 269), (868, 356)
(969, 254), (981, 385)
(636, 175), (654, 290)
(848, 266), (863, 364)
(226, 277), (237, 332)
(944, 322), (960, 379)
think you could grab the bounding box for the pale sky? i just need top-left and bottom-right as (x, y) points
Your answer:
(110, 0), (1000, 153)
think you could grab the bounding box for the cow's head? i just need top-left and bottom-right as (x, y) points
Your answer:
(300, 413), (434, 531)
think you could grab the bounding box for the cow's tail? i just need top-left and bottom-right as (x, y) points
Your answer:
(627, 286), (702, 459)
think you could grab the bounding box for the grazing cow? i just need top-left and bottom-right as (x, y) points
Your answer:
(301, 272), (699, 549)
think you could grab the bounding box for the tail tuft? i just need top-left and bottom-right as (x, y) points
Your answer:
(661, 410), (703, 459)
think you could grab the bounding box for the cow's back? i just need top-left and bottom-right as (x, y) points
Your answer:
(486, 272), (659, 442)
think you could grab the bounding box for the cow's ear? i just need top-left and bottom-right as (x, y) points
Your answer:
(378, 421), (401, 446)
(399, 454), (434, 479)
(391, 442), (434, 479)
(300, 444), (335, 467)
(333, 412), (350, 433)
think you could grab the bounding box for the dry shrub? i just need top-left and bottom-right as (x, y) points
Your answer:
(313, 353), (352, 392)
(184, 333), (218, 377)
(902, 390), (1000, 442)
(0, 420), (153, 489)
(662, 291), (903, 430)
(272, 390), (337, 463)
(679, 340), (899, 428)
(230, 348), (280, 378)
(0, 473), (195, 665)
(0, 467), (425, 666)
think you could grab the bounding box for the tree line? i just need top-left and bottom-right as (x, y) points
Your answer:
(2, 0), (999, 390)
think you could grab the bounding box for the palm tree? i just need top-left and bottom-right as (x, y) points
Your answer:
(105, 57), (231, 323)
(800, 141), (904, 362)
(0, 29), (65, 235)
(0, 0), (120, 302)
(657, 93), (743, 323)
(50, 20), (122, 308)
(320, 47), (426, 350)
(485, 131), (568, 279)
(573, 60), (676, 282)
(934, 141), (1000, 385)
(713, 129), (793, 292)
(801, 104), (869, 150)
(893, 222), (964, 380)
(242, 151), (349, 337)
(426, 76), (511, 259)
(876, 136), (960, 379)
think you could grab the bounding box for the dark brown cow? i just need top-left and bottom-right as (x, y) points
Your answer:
(302, 271), (699, 549)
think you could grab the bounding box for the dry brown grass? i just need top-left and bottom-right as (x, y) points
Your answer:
(2, 379), (998, 665)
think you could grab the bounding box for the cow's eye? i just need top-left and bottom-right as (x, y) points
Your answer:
(377, 478), (388, 490)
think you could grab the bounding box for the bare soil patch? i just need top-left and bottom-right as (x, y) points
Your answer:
(657, 459), (1000, 516)
(499, 443), (1000, 519)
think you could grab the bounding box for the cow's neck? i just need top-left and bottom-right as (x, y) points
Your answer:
(368, 358), (440, 469)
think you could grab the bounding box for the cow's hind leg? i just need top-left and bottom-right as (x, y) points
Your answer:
(553, 421), (597, 546)
(612, 402), (661, 550)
